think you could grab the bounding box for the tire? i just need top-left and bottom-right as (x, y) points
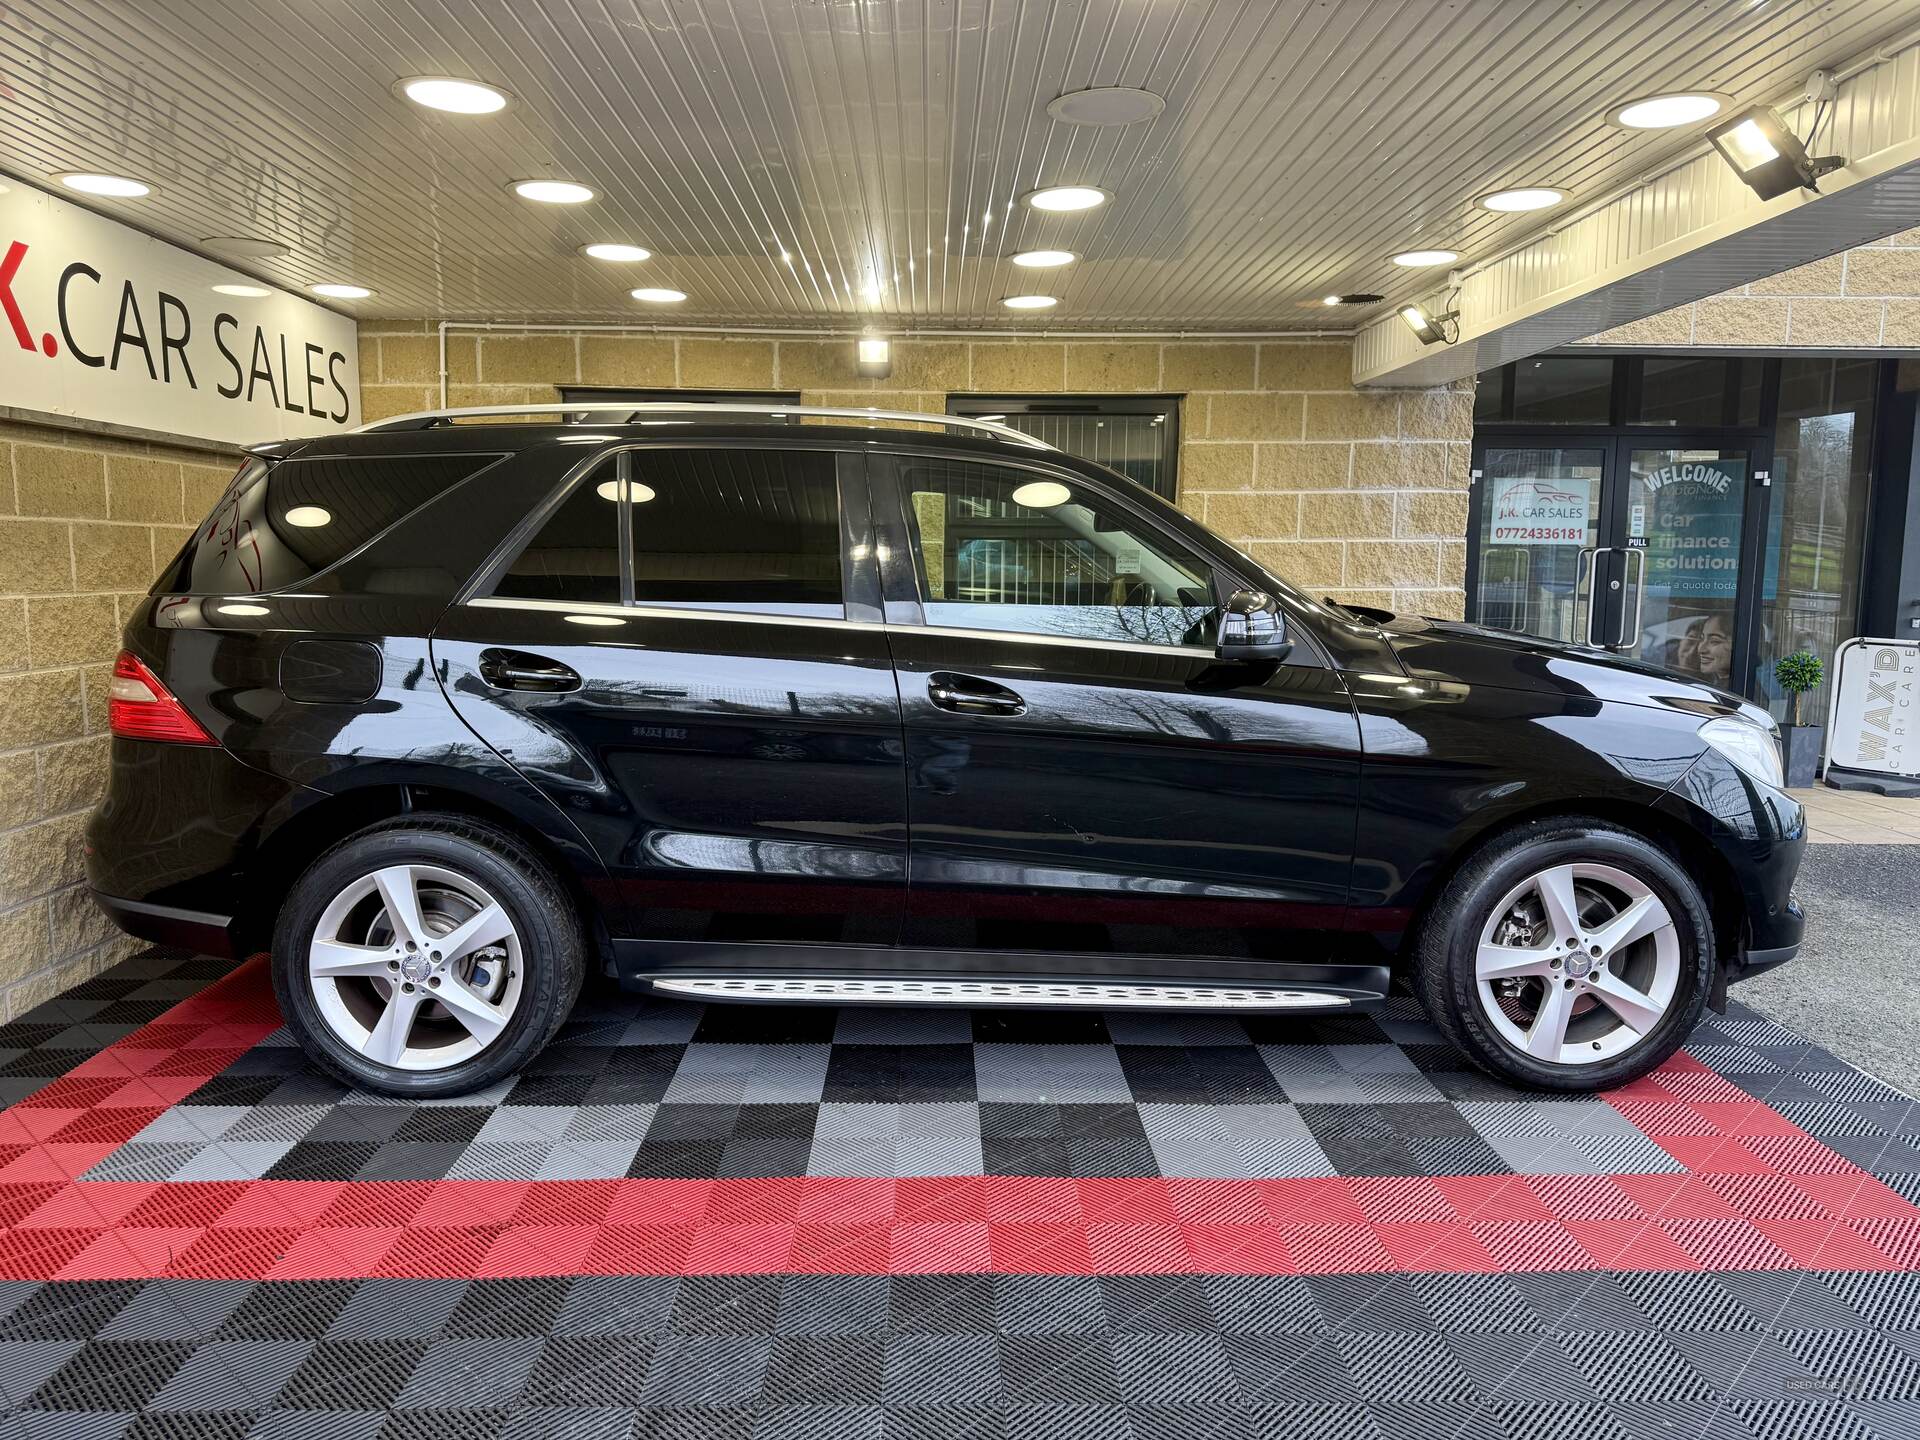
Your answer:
(271, 813), (586, 1098)
(1411, 816), (1713, 1092)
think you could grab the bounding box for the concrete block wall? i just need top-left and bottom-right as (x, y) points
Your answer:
(358, 324), (1476, 618)
(0, 418), (235, 1018)
(1578, 224), (1920, 347)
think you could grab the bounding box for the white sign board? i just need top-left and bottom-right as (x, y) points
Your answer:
(1487, 474), (1592, 546)
(1826, 638), (1919, 779)
(1, 180), (358, 445)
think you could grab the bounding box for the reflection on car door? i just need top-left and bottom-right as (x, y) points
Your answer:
(872, 451), (1363, 968)
(434, 443), (909, 956)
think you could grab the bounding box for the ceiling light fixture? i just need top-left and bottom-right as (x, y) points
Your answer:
(595, 479), (657, 503)
(630, 287), (686, 303)
(284, 505), (332, 527)
(581, 242), (651, 262)
(1609, 91), (1728, 129)
(1321, 292), (1385, 307)
(57, 172), (149, 197)
(1011, 481), (1072, 509)
(398, 76), (512, 114)
(1709, 95), (1844, 200)
(1400, 302), (1458, 346)
(311, 283), (370, 299)
(857, 337), (892, 378)
(1002, 294), (1058, 309)
(511, 179), (594, 204)
(212, 283), (272, 298)
(1046, 87), (1165, 126)
(1478, 186), (1566, 212)
(1392, 249), (1458, 268)
(1012, 249), (1077, 268)
(1023, 185), (1111, 212)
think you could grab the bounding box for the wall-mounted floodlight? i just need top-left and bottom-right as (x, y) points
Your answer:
(857, 337), (892, 378)
(1708, 103), (1843, 200)
(1400, 303), (1458, 346)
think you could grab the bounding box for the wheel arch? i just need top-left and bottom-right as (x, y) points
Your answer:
(235, 780), (615, 975)
(1397, 797), (1745, 984)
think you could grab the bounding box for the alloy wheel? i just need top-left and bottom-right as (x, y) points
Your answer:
(306, 863), (524, 1071)
(1473, 861), (1680, 1067)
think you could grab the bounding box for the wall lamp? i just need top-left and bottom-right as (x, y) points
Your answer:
(857, 337), (892, 378)
(1400, 302), (1458, 346)
(1708, 82), (1844, 201)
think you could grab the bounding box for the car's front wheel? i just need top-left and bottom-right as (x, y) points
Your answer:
(1412, 817), (1713, 1091)
(271, 815), (585, 1097)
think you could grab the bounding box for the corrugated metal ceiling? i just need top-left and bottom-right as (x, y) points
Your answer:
(4, 0), (1919, 330)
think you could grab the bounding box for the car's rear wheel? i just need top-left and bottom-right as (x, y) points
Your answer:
(271, 814), (585, 1097)
(1412, 817), (1712, 1091)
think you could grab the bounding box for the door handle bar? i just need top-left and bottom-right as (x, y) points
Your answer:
(1618, 546), (1646, 653)
(1575, 546), (1602, 647)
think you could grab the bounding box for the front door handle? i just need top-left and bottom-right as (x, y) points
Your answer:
(927, 671), (1026, 716)
(479, 649), (581, 692)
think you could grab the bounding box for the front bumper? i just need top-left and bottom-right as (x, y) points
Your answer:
(91, 892), (238, 959)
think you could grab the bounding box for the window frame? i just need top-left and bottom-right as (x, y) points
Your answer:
(947, 394), (1182, 500)
(464, 439), (877, 623)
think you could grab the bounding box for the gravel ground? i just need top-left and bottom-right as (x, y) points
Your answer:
(1734, 843), (1920, 1098)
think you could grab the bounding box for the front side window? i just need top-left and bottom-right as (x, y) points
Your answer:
(493, 447), (845, 615)
(902, 457), (1217, 647)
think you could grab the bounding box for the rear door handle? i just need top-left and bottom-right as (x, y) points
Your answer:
(927, 671), (1026, 716)
(479, 649), (581, 693)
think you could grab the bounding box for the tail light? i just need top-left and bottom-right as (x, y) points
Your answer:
(109, 651), (216, 745)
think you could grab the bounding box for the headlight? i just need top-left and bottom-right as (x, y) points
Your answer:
(1699, 715), (1784, 789)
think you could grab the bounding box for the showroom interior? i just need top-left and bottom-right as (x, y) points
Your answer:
(4, 2), (1920, 1438)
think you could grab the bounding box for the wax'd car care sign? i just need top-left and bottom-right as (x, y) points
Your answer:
(0, 180), (357, 445)
(1639, 457), (1744, 599)
(1827, 639), (1918, 781)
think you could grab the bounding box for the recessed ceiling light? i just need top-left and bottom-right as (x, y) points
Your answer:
(202, 236), (289, 259)
(1002, 294), (1058, 309)
(311, 284), (371, 299)
(398, 76), (512, 114)
(631, 287), (686, 303)
(284, 505), (332, 527)
(1610, 92), (1729, 129)
(1023, 185), (1111, 212)
(1010, 481), (1072, 508)
(1046, 87), (1165, 126)
(511, 179), (594, 204)
(1392, 249), (1459, 267)
(582, 242), (651, 262)
(596, 479), (657, 503)
(57, 172), (149, 197)
(212, 284), (272, 298)
(1012, 249), (1077, 268)
(1478, 187), (1566, 212)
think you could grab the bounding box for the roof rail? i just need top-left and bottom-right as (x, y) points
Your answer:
(354, 401), (1055, 450)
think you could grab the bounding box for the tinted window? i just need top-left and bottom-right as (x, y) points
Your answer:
(495, 462), (622, 604)
(1629, 356), (1764, 427)
(628, 449), (842, 614)
(165, 453), (490, 594)
(903, 457), (1216, 647)
(1511, 356), (1614, 424)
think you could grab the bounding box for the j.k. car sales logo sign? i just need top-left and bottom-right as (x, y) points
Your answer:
(0, 179), (357, 446)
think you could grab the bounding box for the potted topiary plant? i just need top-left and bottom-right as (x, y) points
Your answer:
(1774, 649), (1825, 787)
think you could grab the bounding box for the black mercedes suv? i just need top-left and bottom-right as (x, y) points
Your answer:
(87, 404), (1805, 1097)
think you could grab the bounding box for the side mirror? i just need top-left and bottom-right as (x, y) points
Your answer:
(1216, 588), (1292, 662)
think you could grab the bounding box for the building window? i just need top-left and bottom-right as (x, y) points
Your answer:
(1752, 358), (1878, 721)
(947, 396), (1181, 500)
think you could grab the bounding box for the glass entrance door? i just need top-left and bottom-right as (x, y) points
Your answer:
(1471, 443), (1606, 643)
(1470, 435), (1767, 691)
(1616, 444), (1754, 688)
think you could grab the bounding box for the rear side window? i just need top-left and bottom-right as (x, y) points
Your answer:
(630, 449), (841, 613)
(164, 453), (492, 594)
(492, 448), (844, 615)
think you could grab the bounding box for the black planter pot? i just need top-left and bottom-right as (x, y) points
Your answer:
(1781, 723), (1824, 789)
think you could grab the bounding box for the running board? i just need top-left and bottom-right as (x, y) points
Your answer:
(644, 976), (1356, 1011)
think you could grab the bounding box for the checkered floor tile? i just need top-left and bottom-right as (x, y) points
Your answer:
(2, 948), (1918, 1439)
